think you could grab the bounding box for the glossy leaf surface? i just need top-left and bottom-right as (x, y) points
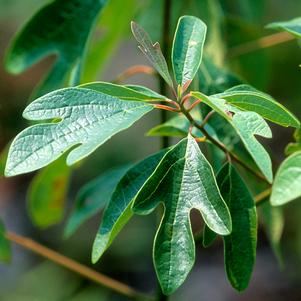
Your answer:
(133, 135), (231, 295)
(271, 151), (301, 206)
(217, 163), (257, 291)
(64, 165), (130, 238)
(267, 17), (301, 38)
(92, 149), (167, 263)
(172, 16), (207, 87)
(5, 0), (107, 97)
(5, 87), (153, 176)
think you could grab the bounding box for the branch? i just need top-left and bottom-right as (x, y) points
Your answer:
(114, 65), (156, 83)
(5, 231), (153, 301)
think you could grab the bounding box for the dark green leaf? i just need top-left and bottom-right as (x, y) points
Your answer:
(202, 225), (217, 248)
(217, 163), (257, 291)
(285, 128), (301, 155)
(5, 87), (153, 176)
(267, 17), (301, 38)
(133, 135), (231, 295)
(92, 149), (167, 263)
(131, 21), (173, 87)
(64, 165), (130, 238)
(5, 0), (107, 97)
(0, 219), (11, 263)
(172, 16), (207, 88)
(28, 156), (71, 228)
(271, 151), (301, 206)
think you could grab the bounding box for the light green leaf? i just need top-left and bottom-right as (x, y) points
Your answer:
(214, 85), (300, 128)
(28, 156), (71, 228)
(192, 92), (273, 182)
(271, 151), (301, 206)
(267, 17), (301, 38)
(217, 163), (257, 291)
(0, 219), (11, 263)
(133, 135), (231, 295)
(125, 84), (167, 100)
(131, 21), (173, 87)
(5, 0), (107, 97)
(64, 165), (130, 238)
(92, 149), (167, 263)
(285, 128), (301, 155)
(5, 87), (153, 177)
(80, 82), (165, 101)
(172, 16), (207, 88)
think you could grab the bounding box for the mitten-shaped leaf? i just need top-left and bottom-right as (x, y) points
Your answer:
(271, 151), (301, 206)
(214, 85), (299, 128)
(267, 17), (301, 38)
(133, 135), (231, 295)
(5, 87), (153, 177)
(172, 16), (207, 88)
(92, 149), (167, 263)
(65, 165), (130, 238)
(217, 163), (257, 291)
(5, 0), (107, 97)
(191, 92), (273, 182)
(131, 22), (173, 87)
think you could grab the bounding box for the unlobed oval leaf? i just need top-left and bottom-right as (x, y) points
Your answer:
(267, 17), (301, 38)
(5, 87), (153, 177)
(172, 16), (207, 88)
(132, 135), (231, 295)
(271, 151), (301, 206)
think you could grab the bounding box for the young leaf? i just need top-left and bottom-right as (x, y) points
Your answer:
(5, 87), (153, 177)
(28, 156), (71, 228)
(132, 135), (231, 295)
(131, 21), (173, 87)
(270, 151), (301, 206)
(64, 165), (130, 238)
(5, 0), (108, 97)
(191, 92), (273, 182)
(92, 149), (167, 263)
(214, 85), (300, 128)
(0, 219), (11, 263)
(217, 163), (257, 291)
(267, 17), (301, 38)
(172, 16), (207, 88)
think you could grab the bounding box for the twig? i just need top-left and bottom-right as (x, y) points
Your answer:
(114, 65), (156, 83)
(5, 231), (152, 301)
(255, 188), (271, 205)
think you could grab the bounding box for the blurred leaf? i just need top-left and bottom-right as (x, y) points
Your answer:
(285, 128), (301, 155)
(28, 156), (70, 228)
(192, 92), (273, 182)
(0, 143), (10, 177)
(5, 0), (108, 97)
(0, 219), (11, 263)
(260, 202), (284, 266)
(133, 135), (231, 295)
(267, 17), (301, 38)
(82, 0), (138, 81)
(92, 149), (167, 263)
(131, 21), (173, 87)
(65, 165), (130, 238)
(5, 87), (153, 176)
(214, 85), (300, 128)
(70, 286), (109, 301)
(271, 151), (301, 206)
(172, 16), (207, 88)
(218, 163), (257, 291)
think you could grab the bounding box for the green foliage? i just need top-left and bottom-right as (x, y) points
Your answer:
(267, 17), (301, 38)
(271, 151), (301, 206)
(5, 0), (108, 97)
(0, 219), (11, 263)
(286, 128), (301, 155)
(133, 136), (231, 294)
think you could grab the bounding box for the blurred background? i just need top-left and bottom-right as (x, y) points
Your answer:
(0, 0), (301, 300)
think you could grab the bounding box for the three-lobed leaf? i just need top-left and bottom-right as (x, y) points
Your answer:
(5, 87), (153, 176)
(270, 151), (301, 206)
(92, 149), (167, 263)
(172, 16), (207, 88)
(267, 17), (301, 38)
(132, 135), (231, 295)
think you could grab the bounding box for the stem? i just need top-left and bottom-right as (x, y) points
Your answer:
(255, 188), (271, 205)
(114, 65), (156, 83)
(228, 31), (294, 58)
(5, 231), (152, 301)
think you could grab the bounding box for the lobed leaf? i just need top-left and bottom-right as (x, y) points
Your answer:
(172, 16), (207, 88)
(0, 219), (11, 263)
(270, 151), (301, 206)
(5, 87), (153, 177)
(133, 135), (231, 295)
(64, 165), (130, 238)
(131, 21), (173, 87)
(267, 17), (301, 38)
(92, 149), (167, 263)
(28, 156), (71, 228)
(5, 0), (108, 97)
